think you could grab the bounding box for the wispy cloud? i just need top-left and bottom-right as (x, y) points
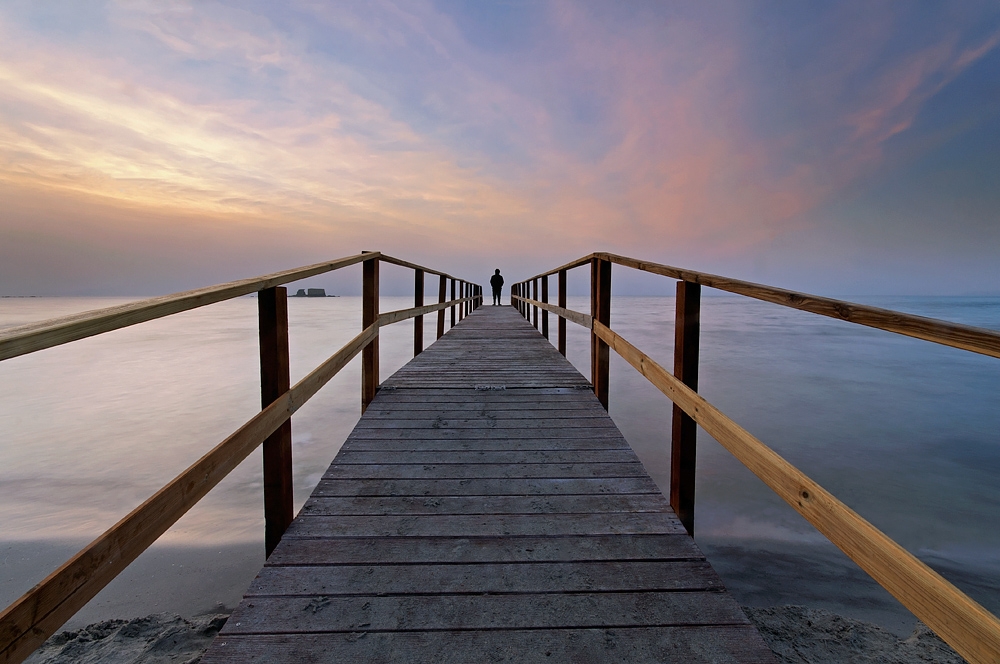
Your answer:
(0, 1), (997, 292)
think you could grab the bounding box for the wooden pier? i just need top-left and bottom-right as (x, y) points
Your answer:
(4, 250), (998, 663)
(201, 306), (775, 662)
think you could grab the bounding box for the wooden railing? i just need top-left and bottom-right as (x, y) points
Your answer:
(0, 252), (483, 664)
(512, 252), (1000, 664)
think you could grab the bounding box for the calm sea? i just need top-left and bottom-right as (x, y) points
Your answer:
(1, 295), (998, 633)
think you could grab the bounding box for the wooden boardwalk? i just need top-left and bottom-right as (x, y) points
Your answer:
(202, 306), (776, 663)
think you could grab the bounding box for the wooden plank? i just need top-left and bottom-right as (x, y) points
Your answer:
(298, 493), (670, 516)
(248, 560), (721, 596)
(343, 428), (630, 440)
(310, 477), (661, 497)
(333, 450), (640, 465)
(593, 319), (1000, 664)
(220, 591), (746, 633)
(199, 306), (777, 664)
(284, 513), (687, 538)
(338, 438), (632, 452)
(201, 626), (776, 664)
(265, 534), (702, 566)
(321, 463), (648, 480)
(352, 418), (618, 429)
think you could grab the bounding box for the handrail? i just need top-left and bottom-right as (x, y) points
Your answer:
(0, 252), (483, 663)
(0, 253), (375, 362)
(514, 296), (591, 329)
(378, 253), (463, 280)
(592, 321), (1000, 664)
(379, 296), (474, 326)
(511, 253), (1000, 664)
(517, 252), (1000, 359)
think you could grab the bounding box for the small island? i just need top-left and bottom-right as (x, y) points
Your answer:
(291, 288), (336, 297)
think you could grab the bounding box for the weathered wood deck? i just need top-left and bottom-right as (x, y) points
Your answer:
(201, 305), (776, 663)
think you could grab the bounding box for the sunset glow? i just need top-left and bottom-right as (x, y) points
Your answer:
(2, 2), (998, 294)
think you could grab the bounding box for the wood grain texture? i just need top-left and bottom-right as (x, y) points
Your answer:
(593, 319), (1000, 664)
(202, 626), (776, 664)
(201, 306), (775, 663)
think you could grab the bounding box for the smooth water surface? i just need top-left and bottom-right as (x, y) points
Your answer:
(1, 294), (998, 632)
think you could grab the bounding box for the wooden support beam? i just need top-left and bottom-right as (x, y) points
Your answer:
(590, 257), (611, 410)
(558, 269), (567, 356)
(436, 275), (447, 339)
(362, 255), (379, 413)
(450, 279), (456, 328)
(671, 281), (701, 536)
(258, 287), (293, 558)
(532, 279), (539, 329)
(541, 276), (549, 339)
(414, 269), (424, 357)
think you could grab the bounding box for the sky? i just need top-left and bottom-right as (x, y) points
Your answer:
(1, 1), (999, 296)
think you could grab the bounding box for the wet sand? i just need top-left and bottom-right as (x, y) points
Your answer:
(1, 541), (261, 630)
(25, 607), (964, 663)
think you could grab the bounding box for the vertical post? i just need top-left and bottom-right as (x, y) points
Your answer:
(671, 281), (701, 537)
(414, 269), (424, 356)
(436, 275), (447, 339)
(541, 276), (549, 339)
(465, 283), (471, 316)
(458, 281), (464, 321)
(590, 257), (611, 410)
(451, 279), (457, 328)
(558, 269), (567, 356)
(259, 286), (292, 558)
(362, 254), (379, 413)
(532, 278), (539, 329)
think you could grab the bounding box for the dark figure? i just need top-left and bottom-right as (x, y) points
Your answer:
(490, 269), (504, 305)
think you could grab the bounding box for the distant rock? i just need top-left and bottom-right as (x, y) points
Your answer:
(292, 288), (329, 297)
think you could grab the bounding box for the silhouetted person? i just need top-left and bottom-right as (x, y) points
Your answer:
(490, 269), (504, 305)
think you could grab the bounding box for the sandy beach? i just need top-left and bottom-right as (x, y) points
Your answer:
(25, 606), (963, 663)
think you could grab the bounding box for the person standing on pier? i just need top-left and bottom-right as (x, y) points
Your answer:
(490, 269), (504, 305)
